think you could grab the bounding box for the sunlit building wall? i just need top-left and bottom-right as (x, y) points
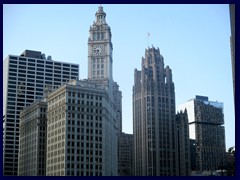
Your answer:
(46, 80), (118, 176)
(3, 50), (79, 175)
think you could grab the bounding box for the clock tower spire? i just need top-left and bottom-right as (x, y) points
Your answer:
(88, 5), (113, 82)
(95, 5), (106, 24)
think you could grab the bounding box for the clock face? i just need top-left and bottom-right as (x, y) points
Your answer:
(93, 45), (104, 55)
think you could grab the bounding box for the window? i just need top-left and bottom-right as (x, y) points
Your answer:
(63, 67), (70, 71)
(63, 71), (70, 75)
(9, 64), (17, 68)
(36, 84), (43, 87)
(9, 68), (17, 73)
(28, 63), (35, 66)
(28, 58), (35, 63)
(37, 60), (44, 64)
(71, 72), (78, 76)
(93, 33), (97, 40)
(54, 66), (61, 70)
(45, 73), (52, 77)
(37, 64), (44, 67)
(37, 72), (44, 75)
(28, 71), (35, 74)
(71, 65), (78, 68)
(8, 81), (16, 85)
(54, 74), (61, 78)
(54, 62), (61, 66)
(10, 56), (17, 60)
(46, 61), (53, 65)
(19, 61), (26, 65)
(28, 67), (36, 71)
(54, 70), (61, 74)
(45, 77), (52, 81)
(37, 68), (43, 71)
(71, 68), (78, 72)
(36, 88), (43, 92)
(8, 85), (16, 89)
(46, 65), (53, 69)
(9, 73), (16, 76)
(63, 63), (70, 67)
(35, 76), (44, 80)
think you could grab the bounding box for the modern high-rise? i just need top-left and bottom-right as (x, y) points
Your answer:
(176, 110), (191, 176)
(133, 46), (178, 176)
(118, 133), (134, 176)
(46, 80), (118, 176)
(178, 95), (226, 173)
(3, 50), (79, 175)
(18, 99), (48, 176)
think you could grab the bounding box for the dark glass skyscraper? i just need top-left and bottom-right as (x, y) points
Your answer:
(133, 46), (178, 176)
(178, 96), (226, 173)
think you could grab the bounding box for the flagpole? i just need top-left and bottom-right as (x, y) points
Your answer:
(147, 32), (150, 47)
(147, 32), (149, 47)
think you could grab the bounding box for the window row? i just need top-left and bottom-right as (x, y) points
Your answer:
(9, 71), (78, 78)
(68, 92), (102, 100)
(9, 58), (78, 68)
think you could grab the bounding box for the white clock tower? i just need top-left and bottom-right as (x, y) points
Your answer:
(88, 5), (113, 82)
(87, 6), (123, 175)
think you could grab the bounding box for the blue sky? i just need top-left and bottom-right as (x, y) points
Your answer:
(3, 4), (234, 149)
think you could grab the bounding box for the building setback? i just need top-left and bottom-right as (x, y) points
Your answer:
(18, 100), (48, 176)
(3, 50), (79, 175)
(46, 80), (118, 176)
(178, 96), (226, 173)
(133, 46), (178, 176)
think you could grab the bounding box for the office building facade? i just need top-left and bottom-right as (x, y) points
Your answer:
(18, 100), (48, 176)
(178, 96), (226, 173)
(118, 133), (134, 176)
(133, 46), (178, 176)
(46, 80), (118, 176)
(3, 50), (79, 175)
(176, 111), (191, 176)
(189, 139), (197, 171)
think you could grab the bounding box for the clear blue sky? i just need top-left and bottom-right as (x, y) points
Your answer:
(3, 4), (234, 149)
